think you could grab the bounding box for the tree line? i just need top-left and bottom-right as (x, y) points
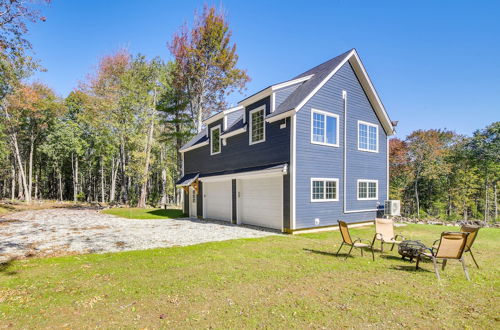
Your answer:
(389, 123), (499, 222)
(0, 3), (248, 207)
(0, 2), (497, 222)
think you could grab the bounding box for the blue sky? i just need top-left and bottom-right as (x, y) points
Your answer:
(28, 0), (499, 138)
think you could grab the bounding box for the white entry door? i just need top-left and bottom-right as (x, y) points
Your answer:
(189, 187), (197, 218)
(239, 176), (282, 230)
(204, 180), (232, 221)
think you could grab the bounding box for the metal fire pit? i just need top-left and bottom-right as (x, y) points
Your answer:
(398, 240), (428, 262)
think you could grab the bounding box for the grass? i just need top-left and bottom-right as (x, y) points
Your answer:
(101, 207), (185, 219)
(0, 224), (498, 328)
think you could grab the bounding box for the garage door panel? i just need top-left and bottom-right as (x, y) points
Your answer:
(239, 176), (282, 230)
(205, 181), (232, 221)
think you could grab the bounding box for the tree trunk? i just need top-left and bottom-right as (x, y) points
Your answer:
(34, 173), (38, 201)
(11, 164), (15, 200)
(12, 133), (30, 203)
(110, 157), (119, 203)
(119, 137), (128, 204)
(138, 116), (155, 208)
(72, 153), (79, 202)
(494, 181), (498, 222)
(28, 135), (34, 201)
(58, 168), (63, 201)
(101, 157), (105, 204)
(414, 177), (420, 219)
(484, 174), (488, 224)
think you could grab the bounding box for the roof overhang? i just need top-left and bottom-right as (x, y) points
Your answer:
(179, 141), (209, 153)
(203, 106), (243, 126)
(221, 126), (247, 139)
(238, 75), (314, 108)
(266, 109), (295, 123)
(294, 49), (394, 135)
(176, 173), (199, 186)
(198, 163), (288, 183)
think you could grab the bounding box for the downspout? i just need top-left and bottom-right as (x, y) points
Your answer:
(343, 90), (348, 214)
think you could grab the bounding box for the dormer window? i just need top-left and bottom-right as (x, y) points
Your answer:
(249, 105), (265, 145)
(210, 125), (221, 155)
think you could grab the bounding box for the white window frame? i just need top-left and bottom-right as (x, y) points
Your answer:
(357, 120), (379, 153)
(210, 124), (221, 155)
(249, 105), (266, 145)
(310, 178), (339, 202)
(310, 109), (339, 147)
(357, 179), (378, 200)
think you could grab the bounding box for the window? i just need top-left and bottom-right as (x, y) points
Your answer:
(311, 178), (339, 202)
(311, 109), (339, 146)
(358, 121), (378, 152)
(210, 125), (221, 155)
(357, 180), (378, 200)
(249, 106), (265, 145)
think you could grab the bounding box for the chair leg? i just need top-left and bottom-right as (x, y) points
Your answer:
(442, 259), (447, 271)
(335, 242), (344, 256)
(345, 245), (354, 260)
(391, 243), (395, 251)
(460, 258), (471, 281)
(380, 242), (384, 253)
(370, 246), (375, 261)
(360, 247), (363, 256)
(468, 249), (479, 269)
(415, 255), (420, 270)
(432, 257), (441, 280)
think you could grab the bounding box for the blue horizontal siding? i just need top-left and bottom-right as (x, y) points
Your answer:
(184, 96), (291, 174)
(295, 62), (388, 229)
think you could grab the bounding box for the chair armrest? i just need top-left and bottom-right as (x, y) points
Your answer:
(356, 237), (374, 246)
(394, 234), (406, 241)
(372, 233), (382, 245)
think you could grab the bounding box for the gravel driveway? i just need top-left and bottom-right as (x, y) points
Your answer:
(0, 208), (277, 260)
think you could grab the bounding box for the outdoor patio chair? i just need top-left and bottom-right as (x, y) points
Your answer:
(460, 225), (480, 268)
(416, 232), (471, 281)
(372, 218), (406, 252)
(335, 221), (375, 261)
(431, 225), (480, 268)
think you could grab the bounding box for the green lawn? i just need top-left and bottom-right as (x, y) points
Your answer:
(102, 207), (185, 219)
(1, 224), (498, 328)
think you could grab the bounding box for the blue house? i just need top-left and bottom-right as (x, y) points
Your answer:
(177, 49), (395, 233)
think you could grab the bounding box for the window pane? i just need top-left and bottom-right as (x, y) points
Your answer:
(358, 181), (367, 199)
(211, 128), (220, 153)
(359, 124), (368, 149)
(312, 112), (325, 143)
(326, 181), (337, 200)
(312, 181), (324, 200)
(368, 182), (377, 198)
(368, 126), (377, 151)
(251, 109), (264, 143)
(326, 115), (337, 145)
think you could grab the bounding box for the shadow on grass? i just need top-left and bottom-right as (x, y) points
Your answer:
(303, 248), (356, 259)
(0, 258), (18, 276)
(390, 264), (433, 273)
(146, 209), (186, 218)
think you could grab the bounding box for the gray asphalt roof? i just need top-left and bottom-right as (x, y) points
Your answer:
(268, 49), (353, 119)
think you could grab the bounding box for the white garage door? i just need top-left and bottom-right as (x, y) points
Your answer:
(204, 180), (232, 221)
(239, 176), (282, 230)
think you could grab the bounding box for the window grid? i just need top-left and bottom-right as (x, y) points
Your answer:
(358, 122), (378, 152)
(211, 127), (221, 154)
(251, 109), (264, 143)
(311, 179), (338, 201)
(312, 110), (337, 146)
(358, 180), (377, 200)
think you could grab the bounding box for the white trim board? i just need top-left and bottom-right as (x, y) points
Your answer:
(249, 105), (266, 145)
(210, 125), (222, 155)
(357, 179), (379, 201)
(357, 120), (379, 153)
(295, 49), (394, 136)
(310, 108), (340, 147)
